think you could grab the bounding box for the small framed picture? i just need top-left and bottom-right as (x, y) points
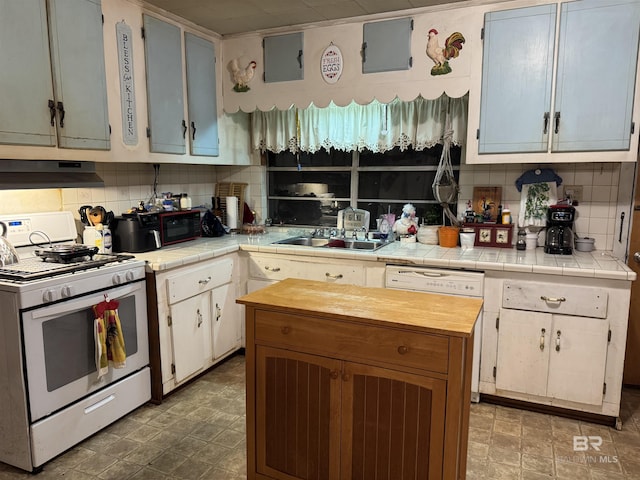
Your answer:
(478, 228), (492, 243)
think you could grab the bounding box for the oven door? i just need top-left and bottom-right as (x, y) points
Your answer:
(21, 280), (149, 422)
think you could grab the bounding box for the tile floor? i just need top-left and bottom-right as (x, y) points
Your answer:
(1, 353), (640, 479)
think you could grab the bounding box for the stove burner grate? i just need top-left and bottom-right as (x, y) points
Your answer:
(34, 245), (100, 263)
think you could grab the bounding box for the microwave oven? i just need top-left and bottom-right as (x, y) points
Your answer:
(159, 210), (201, 246)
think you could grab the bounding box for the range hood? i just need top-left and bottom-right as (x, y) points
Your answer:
(0, 160), (104, 189)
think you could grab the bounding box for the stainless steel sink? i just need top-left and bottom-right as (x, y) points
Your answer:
(272, 236), (390, 251)
(273, 236), (330, 247)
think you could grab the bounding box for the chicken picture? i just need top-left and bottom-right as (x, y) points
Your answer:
(229, 58), (257, 92)
(426, 29), (465, 76)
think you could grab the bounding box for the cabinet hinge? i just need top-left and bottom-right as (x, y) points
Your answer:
(146, 127), (151, 138)
(263, 72), (266, 82)
(608, 329), (612, 342)
(493, 366), (497, 378)
(603, 382), (607, 395)
(141, 27), (145, 39)
(167, 315), (172, 327)
(409, 56), (413, 68)
(171, 364), (176, 375)
(410, 19), (414, 30)
(102, 14), (104, 25)
(109, 124), (111, 136)
(631, 121), (635, 135)
(476, 128), (480, 140)
(495, 315), (499, 329)
(481, 27), (484, 41)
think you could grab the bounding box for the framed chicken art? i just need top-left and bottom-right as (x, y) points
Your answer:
(426, 28), (465, 76)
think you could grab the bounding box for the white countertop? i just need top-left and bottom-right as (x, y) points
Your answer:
(134, 230), (637, 281)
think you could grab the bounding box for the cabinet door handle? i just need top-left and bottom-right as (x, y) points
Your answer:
(341, 372), (350, 382)
(361, 41), (367, 63)
(297, 49), (303, 69)
(57, 101), (65, 128)
(182, 119), (187, 138)
(554, 111), (561, 134)
(264, 266), (280, 272)
(543, 112), (550, 134)
(199, 276), (211, 285)
(397, 345), (409, 355)
(325, 272), (343, 279)
(191, 121), (196, 140)
(280, 326), (290, 335)
(540, 295), (565, 303)
(555, 330), (561, 351)
(215, 303), (221, 321)
(540, 328), (546, 351)
(48, 99), (56, 126)
(196, 308), (202, 327)
(329, 370), (339, 380)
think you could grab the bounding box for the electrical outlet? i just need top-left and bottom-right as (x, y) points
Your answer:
(563, 185), (583, 203)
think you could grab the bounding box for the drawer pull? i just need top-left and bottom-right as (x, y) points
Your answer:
(265, 266), (281, 272)
(330, 370), (340, 380)
(540, 328), (546, 351)
(199, 276), (211, 285)
(281, 326), (290, 335)
(555, 330), (561, 351)
(325, 272), (343, 279)
(540, 295), (566, 303)
(397, 345), (409, 355)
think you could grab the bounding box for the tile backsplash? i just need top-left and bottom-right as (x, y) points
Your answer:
(457, 162), (621, 251)
(0, 161), (624, 251)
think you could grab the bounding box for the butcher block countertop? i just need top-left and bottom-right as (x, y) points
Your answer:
(236, 277), (483, 337)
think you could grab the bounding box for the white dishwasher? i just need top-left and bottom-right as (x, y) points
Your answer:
(385, 265), (484, 402)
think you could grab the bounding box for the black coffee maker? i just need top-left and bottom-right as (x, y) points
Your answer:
(544, 205), (575, 254)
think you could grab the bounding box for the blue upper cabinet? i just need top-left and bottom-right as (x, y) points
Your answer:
(479, 5), (556, 154)
(479, 0), (640, 155)
(362, 17), (413, 74)
(263, 32), (304, 83)
(0, 0), (110, 150)
(185, 33), (219, 157)
(553, 0), (640, 152)
(143, 15), (186, 155)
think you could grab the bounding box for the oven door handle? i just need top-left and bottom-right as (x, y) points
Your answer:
(29, 282), (143, 320)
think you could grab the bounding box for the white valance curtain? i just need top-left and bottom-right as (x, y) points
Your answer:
(250, 93), (468, 154)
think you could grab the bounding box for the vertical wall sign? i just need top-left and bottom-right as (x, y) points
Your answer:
(116, 21), (138, 145)
(320, 43), (343, 84)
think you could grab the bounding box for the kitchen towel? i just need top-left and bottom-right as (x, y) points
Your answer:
(226, 196), (239, 230)
(518, 182), (557, 228)
(93, 297), (127, 379)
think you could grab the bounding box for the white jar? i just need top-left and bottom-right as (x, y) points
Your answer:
(525, 232), (538, 250)
(83, 226), (98, 247)
(180, 194), (192, 210)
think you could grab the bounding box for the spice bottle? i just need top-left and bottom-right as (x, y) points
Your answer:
(501, 208), (511, 225)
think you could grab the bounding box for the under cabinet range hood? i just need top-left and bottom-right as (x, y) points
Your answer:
(0, 160), (104, 189)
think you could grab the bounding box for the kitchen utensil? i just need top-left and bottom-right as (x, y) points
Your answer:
(79, 205), (93, 226)
(0, 221), (20, 266)
(88, 206), (107, 227)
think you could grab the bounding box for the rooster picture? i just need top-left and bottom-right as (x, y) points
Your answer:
(426, 29), (465, 76)
(229, 58), (257, 92)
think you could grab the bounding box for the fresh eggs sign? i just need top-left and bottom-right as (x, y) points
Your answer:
(320, 44), (343, 84)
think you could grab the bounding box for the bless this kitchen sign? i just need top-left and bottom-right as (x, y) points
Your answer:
(320, 44), (343, 84)
(116, 21), (138, 146)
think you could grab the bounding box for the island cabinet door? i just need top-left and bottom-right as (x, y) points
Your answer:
(255, 346), (342, 480)
(341, 362), (447, 480)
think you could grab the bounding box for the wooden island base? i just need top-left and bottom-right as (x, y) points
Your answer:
(237, 278), (483, 480)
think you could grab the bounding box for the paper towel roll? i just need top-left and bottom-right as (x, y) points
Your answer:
(226, 196), (239, 230)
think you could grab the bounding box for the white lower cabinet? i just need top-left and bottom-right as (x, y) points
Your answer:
(496, 309), (608, 406)
(480, 272), (631, 421)
(152, 254), (242, 397)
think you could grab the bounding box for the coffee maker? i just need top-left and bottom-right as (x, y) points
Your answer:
(544, 205), (575, 254)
